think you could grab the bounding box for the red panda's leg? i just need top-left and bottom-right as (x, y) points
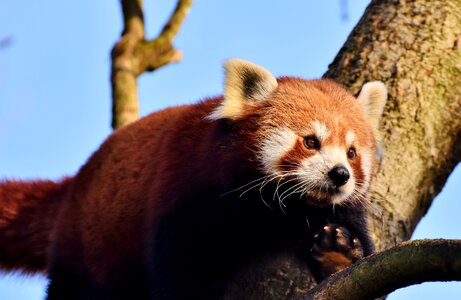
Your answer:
(309, 224), (364, 280)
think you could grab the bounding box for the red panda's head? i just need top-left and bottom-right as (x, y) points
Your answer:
(208, 59), (387, 207)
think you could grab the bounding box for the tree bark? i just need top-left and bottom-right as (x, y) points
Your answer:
(111, 0), (192, 129)
(324, 0), (461, 252)
(225, 0), (461, 298)
(302, 239), (461, 300)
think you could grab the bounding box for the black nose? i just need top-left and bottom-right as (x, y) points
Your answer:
(328, 165), (350, 187)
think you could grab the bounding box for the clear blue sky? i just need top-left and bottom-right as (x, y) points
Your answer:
(0, 1), (459, 299)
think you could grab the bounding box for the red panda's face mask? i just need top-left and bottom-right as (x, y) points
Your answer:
(208, 59), (387, 207)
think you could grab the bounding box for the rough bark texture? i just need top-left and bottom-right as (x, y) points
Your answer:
(223, 253), (317, 300)
(324, 0), (461, 252)
(302, 239), (461, 300)
(111, 0), (192, 129)
(225, 0), (461, 298)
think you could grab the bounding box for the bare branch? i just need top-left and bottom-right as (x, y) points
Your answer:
(301, 239), (461, 300)
(111, 0), (193, 129)
(138, 0), (192, 73)
(121, 0), (144, 38)
(158, 0), (193, 43)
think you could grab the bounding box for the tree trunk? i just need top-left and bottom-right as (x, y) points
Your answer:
(324, 0), (461, 252)
(225, 0), (461, 298)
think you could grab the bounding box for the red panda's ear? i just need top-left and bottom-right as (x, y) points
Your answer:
(357, 81), (387, 131)
(357, 81), (388, 162)
(207, 59), (278, 121)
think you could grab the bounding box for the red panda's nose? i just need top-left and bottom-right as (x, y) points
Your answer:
(328, 165), (350, 187)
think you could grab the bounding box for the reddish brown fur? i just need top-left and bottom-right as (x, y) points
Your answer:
(267, 78), (376, 153)
(0, 178), (72, 273)
(0, 77), (378, 299)
(255, 78), (377, 203)
(48, 100), (233, 288)
(314, 251), (353, 275)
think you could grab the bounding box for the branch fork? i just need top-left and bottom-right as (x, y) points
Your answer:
(111, 0), (192, 129)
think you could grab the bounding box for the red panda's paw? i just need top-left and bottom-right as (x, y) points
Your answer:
(310, 224), (363, 278)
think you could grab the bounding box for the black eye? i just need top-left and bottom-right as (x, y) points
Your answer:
(304, 136), (320, 150)
(347, 147), (356, 160)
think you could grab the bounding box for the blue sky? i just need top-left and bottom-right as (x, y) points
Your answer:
(0, 1), (459, 299)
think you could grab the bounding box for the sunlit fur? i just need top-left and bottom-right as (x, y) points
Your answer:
(207, 58), (278, 121)
(0, 59), (387, 299)
(238, 77), (384, 209)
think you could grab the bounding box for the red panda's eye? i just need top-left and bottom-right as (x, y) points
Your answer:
(347, 147), (356, 160)
(304, 136), (320, 150)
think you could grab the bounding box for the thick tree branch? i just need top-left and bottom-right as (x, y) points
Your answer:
(301, 239), (461, 300)
(111, 0), (192, 129)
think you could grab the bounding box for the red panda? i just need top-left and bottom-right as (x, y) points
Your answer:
(0, 59), (387, 299)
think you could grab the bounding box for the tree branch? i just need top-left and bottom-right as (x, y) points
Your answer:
(158, 0), (193, 43)
(121, 0), (144, 37)
(301, 239), (461, 300)
(111, 0), (193, 129)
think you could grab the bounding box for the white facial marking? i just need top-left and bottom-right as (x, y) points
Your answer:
(360, 148), (373, 191)
(299, 146), (355, 204)
(259, 128), (297, 174)
(312, 121), (330, 142)
(346, 131), (355, 146)
(319, 147), (348, 169)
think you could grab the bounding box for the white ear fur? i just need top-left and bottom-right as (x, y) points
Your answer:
(207, 59), (278, 121)
(357, 81), (388, 164)
(357, 81), (388, 131)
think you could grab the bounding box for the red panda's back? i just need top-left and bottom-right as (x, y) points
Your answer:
(51, 98), (220, 286)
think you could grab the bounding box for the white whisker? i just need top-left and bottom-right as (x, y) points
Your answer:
(220, 176), (267, 196)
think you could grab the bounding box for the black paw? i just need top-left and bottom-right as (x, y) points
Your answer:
(310, 224), (364, 278)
